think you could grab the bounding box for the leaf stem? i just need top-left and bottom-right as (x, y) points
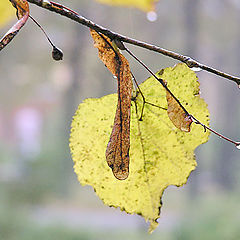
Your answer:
(29, 15), (54, 47)
(29, 14), (63, 60)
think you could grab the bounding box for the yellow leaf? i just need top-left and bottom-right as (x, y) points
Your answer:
(69, 63), (210, 232)
(0, 0), (15, 27)
(95, 0), (158, 12)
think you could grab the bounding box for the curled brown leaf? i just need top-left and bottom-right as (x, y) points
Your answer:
(90, 29), (132, 180)
(166, 87), (192, 132)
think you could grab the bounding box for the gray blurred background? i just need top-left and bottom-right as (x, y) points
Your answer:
(0, 0), (240, 239)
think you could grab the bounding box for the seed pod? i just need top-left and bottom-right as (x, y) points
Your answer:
(52, 46), (63, 61)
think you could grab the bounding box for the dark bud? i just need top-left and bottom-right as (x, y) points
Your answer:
(52, 46), (63, 61)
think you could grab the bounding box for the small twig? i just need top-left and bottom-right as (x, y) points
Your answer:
(131, 73), (146, 121)
(191, 115), (240, 148)
(29, 15), (54, 47)
(124, 46), (189, 116)
(131, 72), (167, 121)
(27, 0), (240, 86)
(29, 14), (63, 60)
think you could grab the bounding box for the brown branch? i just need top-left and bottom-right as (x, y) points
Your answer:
(27, 0), (240, 86)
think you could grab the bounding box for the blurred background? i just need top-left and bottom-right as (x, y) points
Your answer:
(1, 0), (240, 239)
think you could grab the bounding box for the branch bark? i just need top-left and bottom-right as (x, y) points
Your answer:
(27, 0), (240, 86)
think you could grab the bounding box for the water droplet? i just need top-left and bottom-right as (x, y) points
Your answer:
(147, 11), (158, 22)
(236, 143), (240, 149)
(190, 67), (202, 72)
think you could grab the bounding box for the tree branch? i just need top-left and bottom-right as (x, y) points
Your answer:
(27, 0), (240, 86)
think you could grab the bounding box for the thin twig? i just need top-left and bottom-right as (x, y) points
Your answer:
(125, 46), (189, 115)
(29, 15), (54, 47)
(131, 73), (167, 121)
(191, 115), (240, 148)
(26, 0), (240, 86)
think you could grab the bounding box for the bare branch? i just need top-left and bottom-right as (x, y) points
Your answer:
(27, 0), (240, 86)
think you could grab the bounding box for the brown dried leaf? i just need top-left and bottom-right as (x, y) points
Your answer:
(90, 29), (132, 180)
(0, 0), (29, 51)
(166, 90), (193, 132)
(157, 73), (194, 133)
(10, 0), (29, 19)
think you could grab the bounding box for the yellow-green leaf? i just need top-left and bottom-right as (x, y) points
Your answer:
(95, 0), (158, 12)
(0, 0), (15, 27)
(70, 63), (210, 232)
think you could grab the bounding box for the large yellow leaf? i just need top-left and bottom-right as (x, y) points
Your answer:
(70, 63), (210, 232)
(95, 0), (158, 12)
(0, 0), (15, 27)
